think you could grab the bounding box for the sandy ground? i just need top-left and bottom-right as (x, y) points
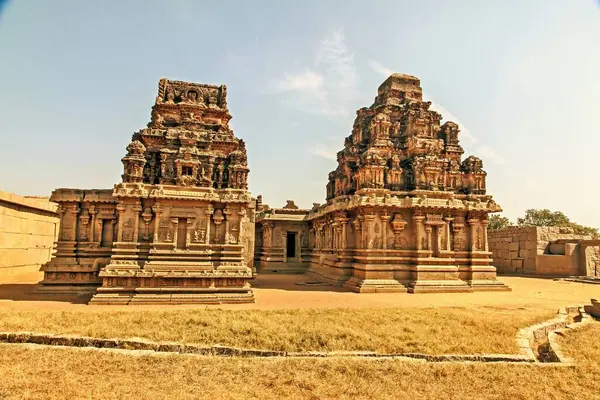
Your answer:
(0, 272), (598, 311)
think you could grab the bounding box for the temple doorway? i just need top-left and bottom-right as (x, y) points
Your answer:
(100, 220), (113, 247)
(177, 218), (187, 249)
(286, 232), (296, 258)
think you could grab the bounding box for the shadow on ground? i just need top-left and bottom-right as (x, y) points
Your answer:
(0, 284), (92, 304)
(251, 274), (348, 292)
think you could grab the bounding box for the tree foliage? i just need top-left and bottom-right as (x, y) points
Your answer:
(516, 209), (599, 238)
(488, 214), (513, 230)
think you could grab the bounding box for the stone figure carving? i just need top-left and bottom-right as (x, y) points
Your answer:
(165, 89), (175, 104)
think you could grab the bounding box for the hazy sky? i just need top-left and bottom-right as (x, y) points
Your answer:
(1, 1), (599, 228)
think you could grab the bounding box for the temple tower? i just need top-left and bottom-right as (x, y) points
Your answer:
(307, 73), (509, 293)
(42, 79), (256, 304)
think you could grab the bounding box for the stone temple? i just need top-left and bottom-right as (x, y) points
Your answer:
(42, 73), (509, 304)
(255, 73), (509, 293)
(41, 79), (255, 304)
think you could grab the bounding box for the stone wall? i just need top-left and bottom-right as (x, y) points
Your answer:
(0, 190), (59, 282)
(489, 226), (598, 276)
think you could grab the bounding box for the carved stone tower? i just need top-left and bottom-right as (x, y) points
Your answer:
(307, 73), (509, 293)
(41, 79), (255, 304)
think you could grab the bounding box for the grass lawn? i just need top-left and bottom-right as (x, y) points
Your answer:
(0, 321), (598, 400)
(0, 306), (554, 354)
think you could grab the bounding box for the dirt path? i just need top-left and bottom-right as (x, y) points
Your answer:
(0, 273), (597, 311)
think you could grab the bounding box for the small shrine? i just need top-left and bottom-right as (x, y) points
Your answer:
(41, 79), (256, 304)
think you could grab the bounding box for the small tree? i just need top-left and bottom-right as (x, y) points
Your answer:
(517, 208), (599, 238)
(488, 214), (513, 230)
(516, 209), (570, 227)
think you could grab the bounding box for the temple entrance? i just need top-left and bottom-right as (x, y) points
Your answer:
(100, 220), (113, 247)
(286, 232), (296, 258)
(177, 218), (187, 249)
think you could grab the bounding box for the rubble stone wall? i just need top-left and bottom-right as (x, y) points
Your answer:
(489, 226), (598, 276)
(0, 190), (59, 282)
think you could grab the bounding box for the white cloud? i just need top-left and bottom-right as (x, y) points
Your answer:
(272, 69), (324, 93)
(270, 27), (358, 119)
(316, 28), (358, 90)
(312, 143), (338, 161)
(476, 145), (505, 165)
(368, 60), (394, 77)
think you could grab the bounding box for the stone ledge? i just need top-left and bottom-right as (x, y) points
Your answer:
(0, 190), (58, 214)
(516, 304), (594, 364)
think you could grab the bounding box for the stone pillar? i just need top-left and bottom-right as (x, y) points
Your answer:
(171, 218), (179, 249)
(132, 202), (142, 242)
(380, 213), (390, 250)
(205, 206), (214, 244)
(236, 207), (246, 245)
(353, 217), (362, 249)
(57, 206), (66, 241)
(316, 226), (321, 249)
(468, 217), (479, 251)
(261, 222), (269, 248)
(72, 205), (81, 242)
(364, 214), (375, 249)
(413, 211), (425, 250)
(341, 218), (349, 249)
(186, 219), (194, 246)
(425, 225), (432, 252)
(332, 222), (339, 249)
(116, 204), (126, 242)
(89, 206), (97, 243)
(444, 216), (454, 251)
(223, 207), (232, 244)
(481, 218), (489, 252)
(152, 203), (162, 242)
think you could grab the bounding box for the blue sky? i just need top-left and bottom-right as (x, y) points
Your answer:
(1, 1), (599, 228)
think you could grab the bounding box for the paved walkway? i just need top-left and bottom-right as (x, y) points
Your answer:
(0, 272), (597, 311)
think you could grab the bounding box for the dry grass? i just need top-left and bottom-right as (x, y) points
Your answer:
(0, 321), (598, 400)
(0, 306), (553, 354)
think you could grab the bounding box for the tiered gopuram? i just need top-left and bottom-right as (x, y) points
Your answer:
(306, 73), (508, 292)
(41, 79), (256, 304)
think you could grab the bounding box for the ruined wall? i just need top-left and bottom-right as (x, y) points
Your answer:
(0, 191), (59, 282)
(489, 226), (598, 276)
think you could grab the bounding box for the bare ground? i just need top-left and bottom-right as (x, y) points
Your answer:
(0, 273), (597, 311)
